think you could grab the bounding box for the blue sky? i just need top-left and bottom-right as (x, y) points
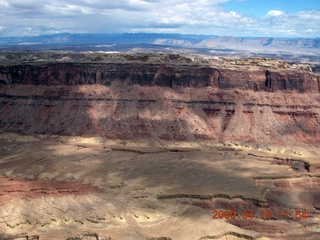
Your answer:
(222, 0), (320, 17)
(0, 0), (319, 38)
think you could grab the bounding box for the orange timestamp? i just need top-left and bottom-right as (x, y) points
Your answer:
(212, 209), (307, 220)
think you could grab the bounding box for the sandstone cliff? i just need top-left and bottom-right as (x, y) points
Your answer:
(0, 54), (319, 93)
(1, 52), (320, 240)
(0, 52), (320, 144)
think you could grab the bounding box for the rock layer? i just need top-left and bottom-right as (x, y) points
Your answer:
(0, 53), (320, 144)
(0, 138), (320, 240)
(1, 53), (320, 239)
(0, 55), (319, 93)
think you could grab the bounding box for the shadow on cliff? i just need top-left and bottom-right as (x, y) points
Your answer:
(0, 86), (94, 136)
(2, 83), (318, 239)
(275, 113), (320, 144)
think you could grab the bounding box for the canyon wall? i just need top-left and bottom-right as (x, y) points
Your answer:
(0, 59), (319, 92)
(0, 53), (320, 144)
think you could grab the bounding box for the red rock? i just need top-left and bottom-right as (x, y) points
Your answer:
(0, 54), (320, 143)
(0, 176), (101, 204)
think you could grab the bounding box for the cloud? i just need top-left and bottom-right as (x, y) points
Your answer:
(0, 0), (319, 37)
(266, 10), (285, 17)
(258, 10), (320, 37)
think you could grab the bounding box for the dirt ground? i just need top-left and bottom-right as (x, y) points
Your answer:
(0, 134), (320, 240)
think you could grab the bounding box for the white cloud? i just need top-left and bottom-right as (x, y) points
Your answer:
(0, 0), (9, 7)
(266, 10), (285, 17)
(0, 0), (319, 37)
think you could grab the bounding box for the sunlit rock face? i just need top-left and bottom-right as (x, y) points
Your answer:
(0, 52), (320, 240)
(0, 53), (319, 143)
(0, 55), (318, 91)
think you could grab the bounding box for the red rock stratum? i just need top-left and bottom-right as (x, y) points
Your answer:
(0, 53), (320, 144)
(0, 52), (320, 240)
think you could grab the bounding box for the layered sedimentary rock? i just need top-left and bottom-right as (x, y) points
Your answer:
(1, 52), (320, 240)
(1, 137), (320, 240)
(0, 55), (318, 92)
(0, 53), (319, 144)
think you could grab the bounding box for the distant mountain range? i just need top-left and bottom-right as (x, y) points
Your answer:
(0, 33), (210, 46)
(0, 33), (319, 48)
(0, 33), (319, 62)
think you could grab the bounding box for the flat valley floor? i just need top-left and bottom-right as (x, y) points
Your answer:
(0, 134), (320, 240)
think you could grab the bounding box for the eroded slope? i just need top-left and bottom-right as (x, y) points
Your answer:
(0, 53), (320, 240)
(0, 53), (320, 144)
(0, 137), (320, 239)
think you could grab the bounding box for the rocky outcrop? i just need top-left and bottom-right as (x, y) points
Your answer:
(1, 138), (320, 240)
(0, 176), (101, 203)
(0, 53), (320, 144)
(0, 63), (220, 88)
(2, 53), (320, 240)
(215, 68), (318, 92)
(0, 54), (319, 93)
(1, 63), (318, 93)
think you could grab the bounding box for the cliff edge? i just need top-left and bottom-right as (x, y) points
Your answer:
(0, 52), (320, 144)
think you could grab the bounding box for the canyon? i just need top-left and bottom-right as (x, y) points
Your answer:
(0, 51), (320, 240)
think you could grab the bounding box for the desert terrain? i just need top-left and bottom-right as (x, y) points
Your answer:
(0, 52), (320, 240)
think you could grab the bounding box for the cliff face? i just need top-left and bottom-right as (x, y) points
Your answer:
(0, 60), (319, 93)
(0, 63), (219, 88)
(1, 53), (320, 240)
(0, 53), (320, 144)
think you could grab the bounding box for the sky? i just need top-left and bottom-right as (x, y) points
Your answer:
(0, 0), (319, 38)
